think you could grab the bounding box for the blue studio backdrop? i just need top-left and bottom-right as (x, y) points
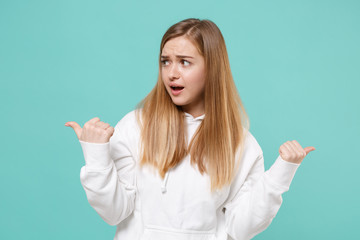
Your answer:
(1, 0), (359, 239)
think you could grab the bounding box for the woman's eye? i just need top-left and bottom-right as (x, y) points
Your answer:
(161, 60), (169, 66)
(182, 60), (190, 66)
(161, 59), (190, 66)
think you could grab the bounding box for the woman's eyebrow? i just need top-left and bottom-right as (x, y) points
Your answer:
(161, 55), (194, 59)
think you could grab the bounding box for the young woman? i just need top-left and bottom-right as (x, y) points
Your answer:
(65, 18), (315, 240)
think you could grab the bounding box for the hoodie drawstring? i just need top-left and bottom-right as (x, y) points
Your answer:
(161, 171), (169, 193)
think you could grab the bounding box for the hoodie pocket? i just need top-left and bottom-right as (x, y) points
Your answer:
(140, 226), (216, 240)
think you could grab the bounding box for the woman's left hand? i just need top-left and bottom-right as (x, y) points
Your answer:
(279, 140), (315, 164)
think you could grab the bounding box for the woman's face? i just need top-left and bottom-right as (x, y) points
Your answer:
(161, 36), (206, 117)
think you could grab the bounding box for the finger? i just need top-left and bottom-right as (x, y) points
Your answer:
(292, 140), (314, 155)
(88, 117), (100, 125)
(284, 141), (295, 153)
(291, 140), (304, 151)
(106, 126), (115, 136)
(95, 121), (110, 129)
(279, 144), (291, 159)
(304, 146), (316, 155)
(284, 141), (301, 160)
(289, 140), (306, 159)
(65, 121), (82, 139)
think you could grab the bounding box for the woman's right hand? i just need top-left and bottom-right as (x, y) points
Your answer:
(65, 117), (115, 143)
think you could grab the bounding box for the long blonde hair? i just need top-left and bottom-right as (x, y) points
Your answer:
(136, 18), (249, 191)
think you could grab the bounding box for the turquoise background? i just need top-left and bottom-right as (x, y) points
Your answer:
(1, 0), (359, 239)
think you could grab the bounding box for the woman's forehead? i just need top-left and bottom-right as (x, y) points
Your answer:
(161, 36), (199, 57)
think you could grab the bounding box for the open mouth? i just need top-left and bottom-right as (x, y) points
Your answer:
(170, 86), (184, 95)
(171, 86), (184, 90)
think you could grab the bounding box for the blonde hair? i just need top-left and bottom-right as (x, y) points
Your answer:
(136, 18), (249, 191)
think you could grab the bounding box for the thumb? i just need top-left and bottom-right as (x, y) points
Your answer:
(304, 146), (316, 155)
(65, 121), (82, 139)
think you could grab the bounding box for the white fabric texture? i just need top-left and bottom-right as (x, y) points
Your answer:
(79, 110), (300, 240)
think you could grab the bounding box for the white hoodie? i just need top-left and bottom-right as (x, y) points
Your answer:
(79, 110), (300, 240)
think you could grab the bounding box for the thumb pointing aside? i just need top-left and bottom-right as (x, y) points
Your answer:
(65, 121), (82, 139)
(304, 146), (316, 155)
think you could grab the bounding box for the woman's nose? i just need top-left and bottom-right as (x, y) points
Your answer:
(169, 64), (180, 80)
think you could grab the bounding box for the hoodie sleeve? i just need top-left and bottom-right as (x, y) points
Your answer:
(223, 133), (300, 240)
(79, 112), (138, 226)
